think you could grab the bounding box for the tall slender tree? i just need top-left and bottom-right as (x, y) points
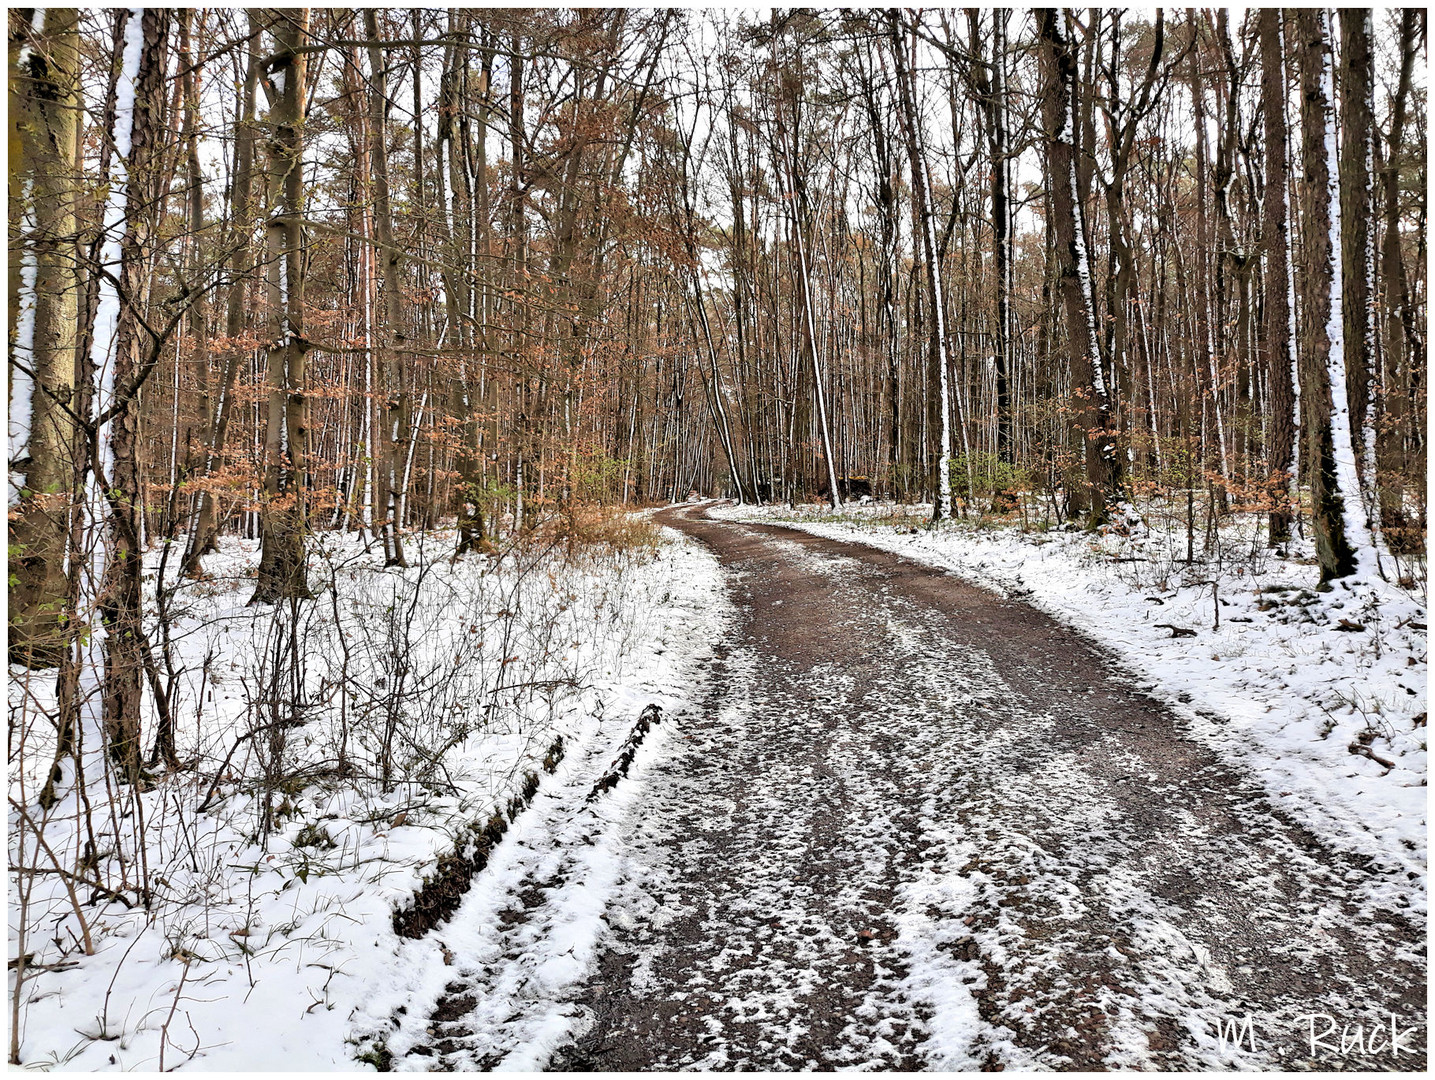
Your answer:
(888, 8), (952, 522)
(1338, 8), (1383, 568)
(1374, 9), (1422, 550)
(8, 8), (82, 664)
(251, 9), (313, 603)
(1037, 8), (1121, 526)
(964, 9), (1014, 494)
(1296, 8), (1361, 582)
(1260, 9), (1299, 545)
(366, 9), (409, 567)
(772, 17), (843, 510)
(181, 14), (261, 578)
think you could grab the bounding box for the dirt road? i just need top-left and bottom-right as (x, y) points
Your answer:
(406, 506), (1426, 1070)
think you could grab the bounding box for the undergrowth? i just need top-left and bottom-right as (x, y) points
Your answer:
(7, 508), (670, 1068)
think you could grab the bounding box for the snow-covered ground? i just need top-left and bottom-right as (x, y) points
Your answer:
(10, 501), (1425, 1070)
(7, 518), (729, 1070)
(712, 499), (1428, 910)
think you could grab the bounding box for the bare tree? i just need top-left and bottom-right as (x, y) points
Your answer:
(251, 9), (314, 603)
(1338, 8), (1384, 569)
(1296, 8), (1361, 582)
(1374, 9), (1423, 551)
(1260, 9), (1299, 546)
(8, 8), (82, 665)
(887, 9), (951, 521)
(365, 9), (410, 567)
(1037, 8), (1121, 526)
(182, 14), (262, 578)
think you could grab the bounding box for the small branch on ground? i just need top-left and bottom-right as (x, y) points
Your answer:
(1153, 624), (1197, 638)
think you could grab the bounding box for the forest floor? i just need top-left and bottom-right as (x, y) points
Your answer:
(7, 521), (731, 1070)
(379, 503), (1425, 1071)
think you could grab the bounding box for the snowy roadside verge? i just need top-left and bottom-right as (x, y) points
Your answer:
(712, 501), (1427, 913)
(7, 519), (730, 1071)
(354, 518), (734, 1072)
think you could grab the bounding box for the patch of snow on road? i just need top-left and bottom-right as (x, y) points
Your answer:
(715, 501), (1427, 916)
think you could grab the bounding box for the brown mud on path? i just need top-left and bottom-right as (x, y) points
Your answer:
(408, 504), (1426, 1071)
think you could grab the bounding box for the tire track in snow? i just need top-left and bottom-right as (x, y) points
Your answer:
(382, 695), (696, 1071)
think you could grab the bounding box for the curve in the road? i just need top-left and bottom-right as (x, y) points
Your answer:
(406, 506), (1427, 1071)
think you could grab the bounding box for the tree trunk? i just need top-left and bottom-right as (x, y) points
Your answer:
(856, 43), (904, 502)
(365, 10), (408, 566)
(251, 8), (313, 604)
(1037, 8), (1120, 527)
(1260, 10), (1299, 545)
(1296, 9), (1361, 582)
(1375, 9), (1419, 552)
(888, 9), (951, 521)
(99, 7), (171, 777)
(1189, 22), (1230, 502)
(966, 10), (1014, 503)
(183, 13), (260, 576)
(441, 17), (489, 557)
(772, 25), (842, 510)
(8, 8), (81, 666)
(1336, 9), (1385, 572)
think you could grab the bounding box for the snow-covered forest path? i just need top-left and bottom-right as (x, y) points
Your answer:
(400, 506), (1425, 1071)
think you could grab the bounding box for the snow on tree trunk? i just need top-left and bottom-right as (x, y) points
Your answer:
(889, 11), (952, 522)
(1318, 9), (1373, 570)
(1297, 9), (1360, 582)
(66, 5), (147, 781)
(1357, 11), (1380, 552)
(1038, 9), (1120, 527)
(1282, 30), (1301, 493)
(1337, 9), (1385, 572)
(1260, 11), (1299, 544)
(9, 185), (38, 508)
